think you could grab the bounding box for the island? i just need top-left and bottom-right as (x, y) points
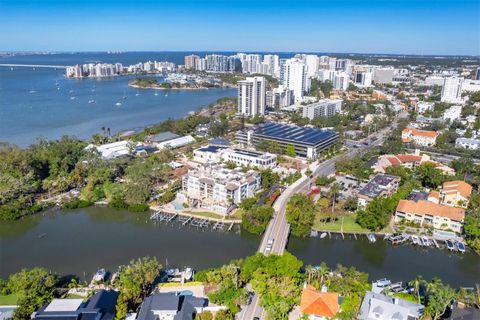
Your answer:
(128, 77), (226, 90)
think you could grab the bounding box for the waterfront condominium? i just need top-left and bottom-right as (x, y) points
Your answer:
(237, 76), (266, 117)
(280, 58), (309, 102)
(184, 54), (199, 70)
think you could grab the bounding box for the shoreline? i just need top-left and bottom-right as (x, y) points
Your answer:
(128, 83), (234, 90)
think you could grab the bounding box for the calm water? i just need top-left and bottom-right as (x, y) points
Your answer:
(1, 208), (479, 287)
(288, 234), (480, 287)
(0, 52), (236, 147)
(0, 207), (260, 279)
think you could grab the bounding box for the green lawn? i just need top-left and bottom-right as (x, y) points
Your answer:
(183, 211), (224, 220)
(313, 213), (393, 234)
(0, 293), (19, 305)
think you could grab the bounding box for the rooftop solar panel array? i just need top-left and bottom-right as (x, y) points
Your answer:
(253, 122), (337, 146)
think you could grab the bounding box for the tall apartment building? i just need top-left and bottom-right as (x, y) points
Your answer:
(373, 68), (395, 84)
(304, 55), (319, 77)
(441, 76), (463, 103)
(280, 58), (309, 102)
(241, 54), (262, 74)
(237, 76), (266, 116)
(333, 72), (349, 90)
(184, 54), (199, 70)
(262, 54), (280, 77)
(195, 58), (206, 71)
(354, 69), (373, 87)
(205, 54), (237, 73)
(267, 85), (293, 109)
(302, 99), (343, 120)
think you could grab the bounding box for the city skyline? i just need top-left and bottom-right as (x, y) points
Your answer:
(1, 0), (479, 55)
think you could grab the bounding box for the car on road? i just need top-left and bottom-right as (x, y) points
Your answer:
(265, 238), (274, 252)
(246, 291), (254, 305)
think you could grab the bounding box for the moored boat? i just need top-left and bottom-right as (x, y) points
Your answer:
(93, 268), (106, 282)
(445, 239), (455, 251)
(411, 235), (420, 245)
(456, 241), (466, 253)
(367, 234), (376, 243)
(320, 232), (327, 239)
(421, 236), (430, 247)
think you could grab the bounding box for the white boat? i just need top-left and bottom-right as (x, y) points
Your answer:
(165, 268), (179, 277)
(29, 90), (37, 94)
(183, 267), (193, 281)
(456, 241), (466, 253)
(70, 96), (76, 100)
(411, 235), (420, 245)
(115, 102), (122, 106)
(88, 99), (95, 104)
(432, 238), (440, 249)
(421, 236), (430, 247)
(367, 234), (376, 243)
(93, 268), (106, 282)
(445, 239), (455, 251)
(154, 92), (158, 96)
(320, 232), (327, 239)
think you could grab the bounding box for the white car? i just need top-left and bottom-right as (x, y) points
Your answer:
(265, 239), (274, 252)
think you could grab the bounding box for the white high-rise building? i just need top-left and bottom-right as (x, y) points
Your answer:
(354, 69), (373, 87)
(441, 76), (464, 103)
(262, 54), (280, 77)
(241, 54), (262, 74)
(268, 85), (293, 108)
(305, 55), (319, 77)
(237, 76), (266, 116)
(280, 58), (309, 102)
(333, 72), (349, 90)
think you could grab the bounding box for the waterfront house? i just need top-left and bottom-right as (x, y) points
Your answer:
(300, 285), (340, 320)
(357, 174), (401, 209)
(395, 199), (465, 233)
(401, 128), (438, 147)
(136, 293), (207, 320)
(440, 180), (473, 208)
(85, 140), (146, 159)
(445, 301), (480, 320)
(358, 291), (424, 320)
(33, 290), (118, 320)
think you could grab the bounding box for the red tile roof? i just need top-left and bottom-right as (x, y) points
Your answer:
(300, 285), (339, 318)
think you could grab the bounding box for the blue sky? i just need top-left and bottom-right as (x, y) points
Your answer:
(0, 0), (479, 55)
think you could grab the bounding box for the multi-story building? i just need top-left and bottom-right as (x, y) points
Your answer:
(443, 105), (462, 122)
(401, 128), (438, 147)
(372, 153), (455, 176)
(440, 180), (473, 208)
(354, 68), (373, 87)
(415, 102), (434, 114)
(280, 58), (309, 102)
(205, 54), (237, 73)
(195, 58), (206, 71)
(241, 54), (263, 74)
(424, 75), (445, 87)
(236, 122), (339, 159)
(455, 137), (480, 150)
(179, 164), (261, 214)
(461, 79), (480, 93)
(357, 174), (401, 208)
(237, 76), (266, 116)
(302, 99), (342, 120)
(373, 67), (395, 84)
(395, 200), (465, 233)
(304, 54), (319, 77)
(193, 145), (277, 169)
(441, 76), (464, 103)
(267, 85), (293, 109)
(262, 54), (280, 77)
(332, 72), (349, 90)
(184, 54), (199, 70)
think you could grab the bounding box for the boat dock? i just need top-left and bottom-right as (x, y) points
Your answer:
(150, 211), (238, 232)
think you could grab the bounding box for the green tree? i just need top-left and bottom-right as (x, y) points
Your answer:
(285, 144), (296, 157)
(286, 194), (316, 237)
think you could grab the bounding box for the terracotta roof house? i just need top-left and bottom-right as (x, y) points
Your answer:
(372, 152), (455, 175)
(441, 180), (473, 208)
(395, 199), (465, 233)
(300, 285), (340, 319)
(401, 128), (438, 147)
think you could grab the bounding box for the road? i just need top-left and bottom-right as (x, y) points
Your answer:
(239, 113), (406, 320)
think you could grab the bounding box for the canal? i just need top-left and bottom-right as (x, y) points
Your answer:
(1, 207), (479, 287)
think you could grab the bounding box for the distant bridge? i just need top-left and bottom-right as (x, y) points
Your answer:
(0, 64), (71, 69)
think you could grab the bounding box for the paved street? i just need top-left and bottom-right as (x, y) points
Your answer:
(240, 113), (405, 319)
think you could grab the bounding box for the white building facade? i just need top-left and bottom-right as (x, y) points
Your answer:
(237, 76), (266, 116)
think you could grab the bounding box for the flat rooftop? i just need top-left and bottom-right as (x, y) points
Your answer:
(44, 299), (84, 312)
(252, 122), (338, 146)
(359, 174), (399, 199)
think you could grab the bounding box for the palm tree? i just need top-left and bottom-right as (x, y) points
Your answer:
(101, 126), (106, 136)
(330, 182), (341, 214)
(317, 262), (329, 286)
(408, 275), (423, 303)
